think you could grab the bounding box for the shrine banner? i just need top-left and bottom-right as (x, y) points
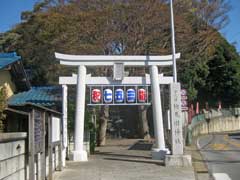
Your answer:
(138, 88), (147, 102)
(127, 89), (136, 103)
(88, 86), (150, 105)
(92, 89), (101, 103)
(115, 88), (124, 103)
(104, 89), (113, 103)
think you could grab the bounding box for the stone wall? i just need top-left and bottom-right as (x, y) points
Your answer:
(0, 133), (27, 180)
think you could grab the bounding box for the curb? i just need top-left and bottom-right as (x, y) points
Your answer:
(196, 135), (215, 180)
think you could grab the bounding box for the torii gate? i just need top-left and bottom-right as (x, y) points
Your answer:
(56, 52), (183, 162)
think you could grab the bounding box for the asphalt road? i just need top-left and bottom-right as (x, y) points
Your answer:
(198, 133), (240, 180)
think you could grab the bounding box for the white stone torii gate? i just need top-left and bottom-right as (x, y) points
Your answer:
(56, 52), (181, 162)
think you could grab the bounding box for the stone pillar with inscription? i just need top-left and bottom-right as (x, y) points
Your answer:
(165, 83), (192, 167)
(170, 83), (183, 155)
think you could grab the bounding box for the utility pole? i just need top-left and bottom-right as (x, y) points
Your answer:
(170, 0), (177, 82)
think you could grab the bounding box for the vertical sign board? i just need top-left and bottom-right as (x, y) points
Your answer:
(181, 89), (188, 111)
(170, 83), (183, 155)
(52, 116), (61, 142)
(113, 63), (124, 80)
(62, 85), (68, 148)
(34, 110), (43, 153)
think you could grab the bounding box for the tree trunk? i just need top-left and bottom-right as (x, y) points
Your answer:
(138, 105), (151, 140)
(97, 105), (109, 146)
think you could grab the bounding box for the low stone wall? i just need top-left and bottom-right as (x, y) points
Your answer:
(0, 133), (27, 180)
(0, 133), (63, 180)
(192, 116), (240, 137)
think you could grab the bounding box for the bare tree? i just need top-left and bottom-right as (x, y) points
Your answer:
(98, 105), (109, 146)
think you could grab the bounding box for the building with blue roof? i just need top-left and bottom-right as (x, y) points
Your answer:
(8, 86), (62, 109)
(0, 52), (30, 98)
(0, 52), (62, 132)
(0, 52), (64, 180)
(0, 52), (20, 68)
(0, 52), (61, 109)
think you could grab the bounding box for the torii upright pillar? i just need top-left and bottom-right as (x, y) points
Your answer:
(72, 65), (88, 161)
(150, 65), (169, 160)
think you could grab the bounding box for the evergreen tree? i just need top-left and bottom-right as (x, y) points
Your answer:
(204, 39), (240, 106)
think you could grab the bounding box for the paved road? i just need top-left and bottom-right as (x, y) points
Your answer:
(55, 139), (195, 180)
(198, 133), (240, 180)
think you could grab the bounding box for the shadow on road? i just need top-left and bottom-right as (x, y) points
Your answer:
(95, 151), (151, 159)
(95, 140), (163, 166)
(128, 140), (153, 151)
(103, 157), (164, 166)
(203, 159), (240, 164)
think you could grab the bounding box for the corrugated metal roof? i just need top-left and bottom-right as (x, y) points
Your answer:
(8, 86), (62, 107)
(0, 52), (21, 69)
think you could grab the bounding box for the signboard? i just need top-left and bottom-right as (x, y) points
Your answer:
(34, 110), (43, 153)
(62, 85), (68, 148)
(52, 116), (61, 142)
(170, 83), (183, 155)
(181, 89), (188, 111)
(113, 63), (124, 80)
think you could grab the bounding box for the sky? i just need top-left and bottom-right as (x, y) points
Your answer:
(0, 0), (240, 52)
(0, 0), (39, 32)
(221, 0), (240, 52)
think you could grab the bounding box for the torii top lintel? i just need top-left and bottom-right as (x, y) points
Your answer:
(55, 52), (181, 66)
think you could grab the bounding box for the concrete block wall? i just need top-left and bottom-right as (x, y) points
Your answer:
(192, 116), (240, 137)
(0, 133), (63, 180)
(0, 133), (27, 180)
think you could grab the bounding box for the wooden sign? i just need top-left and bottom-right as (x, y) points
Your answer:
(34, 110), (43, 153)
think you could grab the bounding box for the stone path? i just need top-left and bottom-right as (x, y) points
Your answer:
(55, 139), (195, 180)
